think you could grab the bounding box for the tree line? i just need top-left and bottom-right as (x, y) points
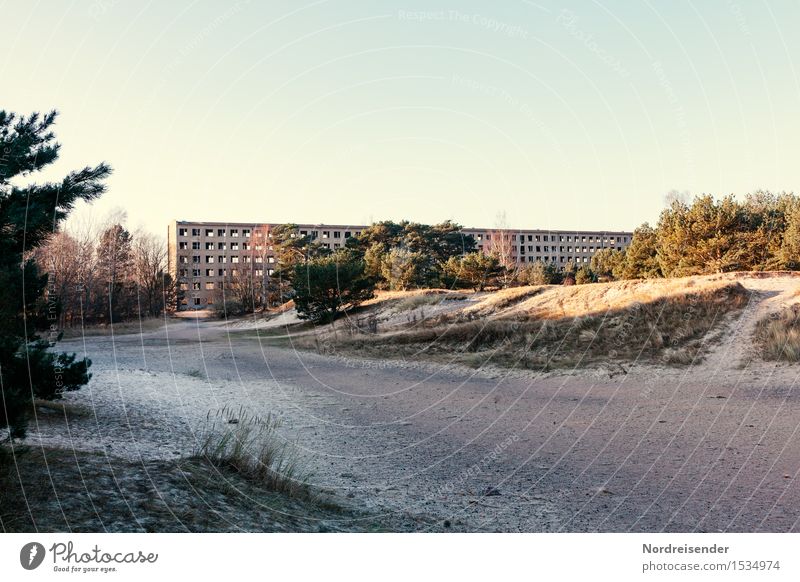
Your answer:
(589, 191), (800, 281)
(32, 216), (176, 327)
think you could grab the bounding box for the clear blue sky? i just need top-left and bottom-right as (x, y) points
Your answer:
(4, 0), (800, 234)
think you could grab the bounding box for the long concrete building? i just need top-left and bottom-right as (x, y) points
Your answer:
(168, 220), (633, 309)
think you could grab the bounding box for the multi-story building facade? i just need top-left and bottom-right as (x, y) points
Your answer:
(168, 220), (633, 309)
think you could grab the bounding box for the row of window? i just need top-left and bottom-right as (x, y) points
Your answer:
(475, 233), (629, 244)
(178, 268), (275, 279)
(179, 255), (276, 264)
(180, 241), (257, 250)
(177, 227), (364, 240)
(178, 227), (253, 238)
(477, 245), (622, 255)
(177, 226), (627, 245)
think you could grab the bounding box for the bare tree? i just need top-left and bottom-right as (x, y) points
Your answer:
(132, 230), (168, 317)
(487, 211), (519, 287)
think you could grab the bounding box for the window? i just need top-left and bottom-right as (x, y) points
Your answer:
(205, 229), (214, 236)
(179, 269), (188, 277)
(217, 229), (226, 237)
(243, 256), (250, 263)
(242, 243), (249, 250)
(218, 269), (225, 277)
(242, 229), (250, 237)
(206, 256), (214, 263)
(345, 231), (351, 238)
(193, 298), (201, 306)
(205, 269), (214, 276)
(255, 256), (263, 263)
(268, 257), (275, 263)
(192, 269), (201, 277)
(192, 255), (200, 263)
(218, 242), (226, 250)
(205, 282), (215, 290)
(219, 256), (227, 263)
(231, 269), (238, 276)
(231, 242), (239, 250)
(255, 269), (263, 276)
(205, 242), (214, 250)
(231, 229), (239, 237)
(179, 242), (188, 249)
(179, 228), (188, 236)
(231, 256), (239, 264)
(193, 282), (201, 290)
(179, 256), (188, 264)
(333, 231), (341, 238)
(192, 228), (200, 236)
(179, 282), (188, 290)
(322, 231), (329, 238)
(192, 241), (200, 250)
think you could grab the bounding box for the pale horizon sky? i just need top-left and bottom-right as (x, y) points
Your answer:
(4, 0), (800, 235)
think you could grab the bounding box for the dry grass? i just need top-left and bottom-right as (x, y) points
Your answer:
(60, 316), (175, 338)
(327, 282), (750, 369)
(393, 292), (465, 312)
(193, 406), (309, 499)
(0, 445), (423, 532)
(754, 304), (800, 361)
(456, 276), (750, 323)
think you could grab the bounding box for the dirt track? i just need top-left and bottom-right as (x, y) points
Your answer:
(28, 275), (800, 532)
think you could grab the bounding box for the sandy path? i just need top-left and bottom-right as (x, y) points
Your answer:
(26, 275), (800, 532)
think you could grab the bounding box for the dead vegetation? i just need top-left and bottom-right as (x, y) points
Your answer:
(305, 279), (751, 370)
(0, 445), (406, 532)
(193, 406), (309, 500)
(60, 316), (175, 338)
(754, 304), (800, 361)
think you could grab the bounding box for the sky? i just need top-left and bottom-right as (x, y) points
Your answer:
(3, 0), (800, 234)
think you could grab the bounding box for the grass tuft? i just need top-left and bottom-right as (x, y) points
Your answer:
(192, 406), (310, 499)
(754, 304), (800, 361)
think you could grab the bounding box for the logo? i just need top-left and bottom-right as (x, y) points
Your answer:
(20, 542), (46, 570)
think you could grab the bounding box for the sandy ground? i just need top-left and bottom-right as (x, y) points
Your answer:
(22, 274), (800, 532)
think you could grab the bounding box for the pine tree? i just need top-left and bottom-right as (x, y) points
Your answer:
(0, 110), (110, 439)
